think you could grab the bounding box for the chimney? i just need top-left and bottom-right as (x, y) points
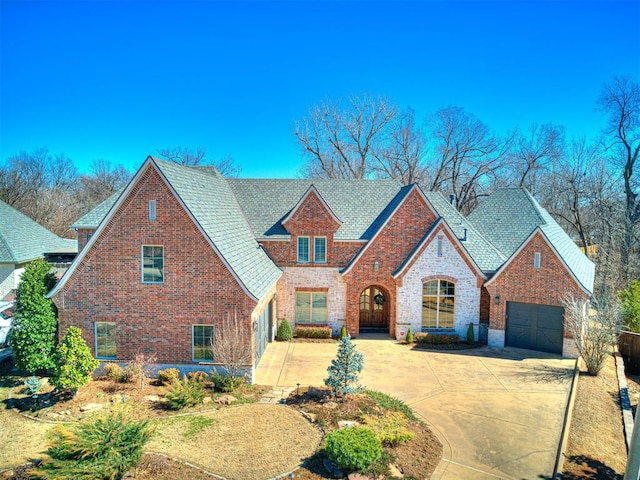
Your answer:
(449, 194), (456, 206)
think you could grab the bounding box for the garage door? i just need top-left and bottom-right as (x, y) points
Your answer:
(254, 300), (273, 366)
(506, 302), (564, 354)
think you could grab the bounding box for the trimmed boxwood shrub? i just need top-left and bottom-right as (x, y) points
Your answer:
(276, 318), (293, 341)
(415, 333), (459, 345)
(339, 325), (348, 340)
(324, 426), (382, 471)
(405, 327), (414, 344)
(296, 325), (332, 339)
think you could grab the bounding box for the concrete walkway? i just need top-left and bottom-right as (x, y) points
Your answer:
(255, 336), (575, 480)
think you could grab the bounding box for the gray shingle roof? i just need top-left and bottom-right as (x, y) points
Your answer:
(152, 159), (282, 300)
(227, 178), (402, 240)
(0, 201), (77, 263)
(72, 191), (122, 229)
(467, 188), (595, 293)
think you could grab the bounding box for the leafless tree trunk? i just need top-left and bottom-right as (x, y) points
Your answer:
(213, 312), (252, 379)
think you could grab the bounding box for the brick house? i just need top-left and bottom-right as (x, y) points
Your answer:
(48, 157), (594, 380)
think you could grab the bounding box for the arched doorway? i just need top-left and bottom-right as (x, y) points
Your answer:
(359, 285), (389, 331)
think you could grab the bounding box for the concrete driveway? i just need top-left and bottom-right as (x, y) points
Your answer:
(255, 336), (575, 480)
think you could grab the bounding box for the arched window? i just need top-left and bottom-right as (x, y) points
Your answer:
(422, 280), (455, 329)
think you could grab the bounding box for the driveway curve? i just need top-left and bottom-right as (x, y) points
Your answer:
(255, 337), (575, 480)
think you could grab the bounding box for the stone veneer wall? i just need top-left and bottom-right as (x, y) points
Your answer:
(276, 267), (347, 335)
(396, 233), (480, 339)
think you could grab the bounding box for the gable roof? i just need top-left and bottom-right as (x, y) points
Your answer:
(468, 188), (595, 293)
(0, 201), (77, 263)
(72, 190), (123, 229)
(227, 178), (402, 240)
(281, 185), (342, 227)
(51, 157), (281, 302)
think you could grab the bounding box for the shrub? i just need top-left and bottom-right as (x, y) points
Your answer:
(120, 364), (139, 384)
(364, 389), (418, 421)
(620, 280), (640, 333)
(157, 368), (180, 385)
(361, 411), (415, 446)
(466, 323), (475, 344)
(24, 376), (43, 396)
(165, 378), (205, 410)
(415, 333), (459, 345)
(296, 325), (332, 339)
(50, 327), (99, 395)
(211, 371), (244, 393)
(35, 412), (153, 480)
(276, 318), (293, 341)
(324, 335), (364, 399)
(405, 327), (414, 344)
(324, 427), (382, 471)
(189, 371), (209, 383)
(339, 325), (348, 340)
(103, 363), (124, 382)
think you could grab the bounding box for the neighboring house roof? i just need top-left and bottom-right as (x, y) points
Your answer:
(0, 200), (77, 263)
(468, 188), (595, 293)
(227, 178), (402, 240)
(72, 190), (123, 229)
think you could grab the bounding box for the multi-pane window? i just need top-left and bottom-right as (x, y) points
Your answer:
(297, 237), (310, 263)
(314, 237), (327, 263)
(95, 322), (116, 359)
(142, 246), (164, 283)
(193, 325), (214, 361)
(149, 200), (157, 221)
(295, 292), (328, 324)
(422, 280), (455, 329)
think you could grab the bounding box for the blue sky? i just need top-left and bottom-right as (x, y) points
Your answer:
(1, 0), (639, 178)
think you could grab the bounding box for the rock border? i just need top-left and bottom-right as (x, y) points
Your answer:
(614, 349), (634, 451)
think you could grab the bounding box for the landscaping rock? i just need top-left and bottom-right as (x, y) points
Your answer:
(348, 473), (374, 480)
(323, 457), (344, 479)
(216, 394), (236, 405)
(389, 463), (404, 478)
(202, 396), (212, 404)
(80, 402), (105, 412)
(337, 420), (360, 428)
(323, 401), (338, 409)
(143, 395), (160, 402)
(301, 411), (317, 423)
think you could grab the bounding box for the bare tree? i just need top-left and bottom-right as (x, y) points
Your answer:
(294, 94), (398, 179)
(597, 75), (640, 285)
(424, 106), (514, 214)
(76, 159), (131, 210)
(563, 295), (620, 375)
(213, 312), (251, 379)
(157, 146), (242, 177)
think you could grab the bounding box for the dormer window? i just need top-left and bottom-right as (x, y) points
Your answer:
(297, 237), (310, 263)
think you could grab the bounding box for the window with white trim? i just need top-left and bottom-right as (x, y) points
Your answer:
(193, 325), (214, 361)
(95, 322), (116, 359)
(142, 246), (164, 283)
(295, 291), (328, 324)
(422, 280), (455, 329)
(314, 237), (327, 263)
(297, 237), (310, 263)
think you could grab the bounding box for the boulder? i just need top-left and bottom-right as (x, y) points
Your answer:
(337, 420), (360, 428)
(79, 403), (105, 412)
(143, 395), (160, 402)
(216, 394), (236, 405)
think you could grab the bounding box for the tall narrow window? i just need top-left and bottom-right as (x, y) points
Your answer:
(295, 291), (328, 324)
(142, 246), (164, 283)
(437, 236), (443, 257)
(314, 237), (327, 263)
(422, 280), (455, 329)
(149, 200), (157, 221)
(297, 237), (310, 263)
(193, 325), (214, 361)
(534, 252), (541, 269)
(95, 322), (116, 359)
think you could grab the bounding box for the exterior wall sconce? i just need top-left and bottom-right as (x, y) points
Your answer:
(374, 261), (379, 272)
(495, 295), (501, 305)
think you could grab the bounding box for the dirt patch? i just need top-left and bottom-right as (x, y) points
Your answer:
(562, 353), (627, 479)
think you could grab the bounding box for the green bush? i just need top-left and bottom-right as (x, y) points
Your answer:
(324, 427), (382, 471)
(339, 325), (348, 340)
(211, 371), (244, 393)
(466, 323), (475, 344)
(36, 412), (153, 480)
(415, 333), (459, 345)
(296, 325), (332, 339)
(620, 280), (640, 333)
(121, 364), (140, 384)
(361, 411), (415, 446)
(364, 390), (418, 422)
(405, 327), (414, 344)
(276, 318), (293, 341)
(157, 368), (180, 385)
(24, 376), (43, 396)
(188, 371), (209, 383)
(165, 378), (205, 410)
(103, 363), (124, 382)
(50, 327), (99, 395)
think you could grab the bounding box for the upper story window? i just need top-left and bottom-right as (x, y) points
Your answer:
(314, 237), (327, 263)
(297, 237), (310, 263)
(149, 200), (157, 221)
(142, 245), (164, 283)
(422, 279), (455, 329)
(534, 252), (541, 269)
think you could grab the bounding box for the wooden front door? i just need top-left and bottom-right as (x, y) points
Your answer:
(359, 286), (389, 328)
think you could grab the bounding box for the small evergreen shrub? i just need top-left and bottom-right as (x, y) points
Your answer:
(103, 363), (124, 382)
(50, 327), (99, 394)
(405, 327), (414, 344)
(466, 323), (475, 344)
(339, 325), (348, 340)
(188, 371), (209, 383)
(276, 318), (293, 341)
(211, 372), (244, 393)
(165, 378), (205, 410)
(36, 412), (153, 480)
(415, 333), (459, 345)
(620, 280), (640, 333)
(24, 376), (43, 396)
(364, 390), (418, 422)
(296, 325), (332, 339)
(121, 364), (140, 384)
(157, 368), (180, 385)
(324, 335), (364, 399)
(324, 427), (382, 471)
(361, 411), (415, 446)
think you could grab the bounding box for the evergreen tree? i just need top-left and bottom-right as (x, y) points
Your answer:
(620, 280), (640, 333)
(324, 335), (364, 399)
(50, 327), (99, 395)
(10, 259), (57, 373)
